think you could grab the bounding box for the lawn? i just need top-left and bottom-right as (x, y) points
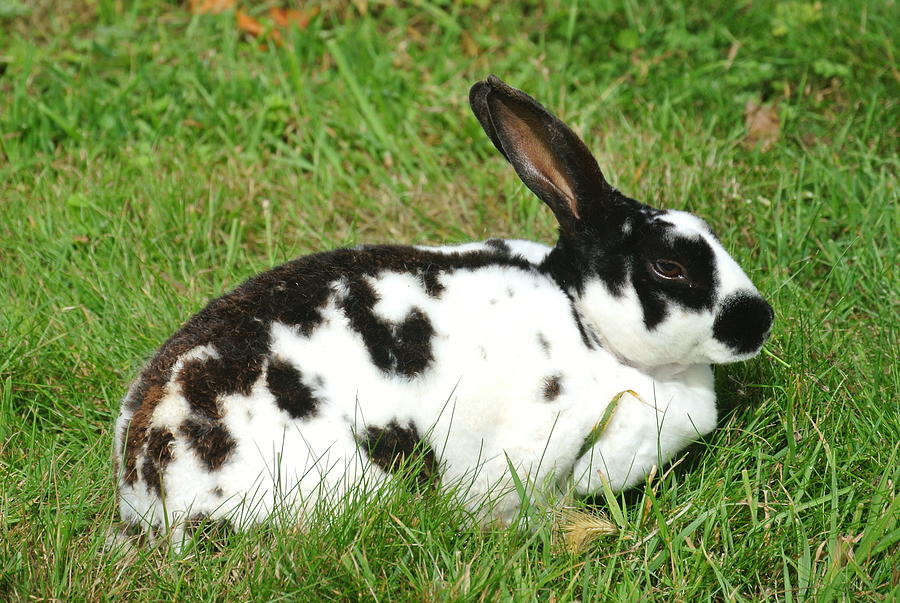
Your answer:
(1, 0), (897, 600)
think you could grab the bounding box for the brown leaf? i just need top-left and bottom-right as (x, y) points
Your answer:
(742, 100), (780, 152)
(236, 9), (265, 37)
(269, 7), (319, 30)
(190, 0), (236, 14)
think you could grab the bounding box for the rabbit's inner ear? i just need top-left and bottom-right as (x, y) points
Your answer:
(488, 94), (581, 228)
(498, 102), (577, 210)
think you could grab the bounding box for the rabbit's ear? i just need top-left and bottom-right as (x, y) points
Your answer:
(469, 75), (610, 234)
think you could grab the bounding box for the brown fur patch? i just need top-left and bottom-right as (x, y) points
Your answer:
(180, 419), (235, 471)
(142, 428), (175, 496)
(122, 384), (166, 485)
(177, 358), (224, 419)
(542, 374), (562, 401)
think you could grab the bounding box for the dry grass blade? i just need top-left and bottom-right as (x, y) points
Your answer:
(557, 508), (619, 554)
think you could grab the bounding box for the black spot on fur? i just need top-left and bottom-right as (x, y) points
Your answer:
(339, 278), (435, 378)
(418, 266), (445, 297)
(486, 238), (511, 254)
(180, 419), (235, 471)
(713, 291), (774, 353)
(360, 420), (438, 488)
(537, 332), (551, 355)
(542, 374), (562, 401)
(178, 358), (225, 419)
(266, 357), (319, 419)
(212, 487), (224, 498)
(142, 428), (175, 496)
(570, 304), (595, 349)
(392, 309), (436, 376)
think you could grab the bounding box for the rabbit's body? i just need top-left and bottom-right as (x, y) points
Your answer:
(115, 76), (772, 543)
(115, 239), (717, 537)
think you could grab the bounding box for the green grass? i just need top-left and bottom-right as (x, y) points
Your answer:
(1, 0), (897, 599)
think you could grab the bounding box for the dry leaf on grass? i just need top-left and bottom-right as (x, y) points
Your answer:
(236, 9), (265, 37)
(235, 6), (319, 46)
(742, 100), (780, 152)
(269, 7), (320, 29)
(189, 0), (236, 14)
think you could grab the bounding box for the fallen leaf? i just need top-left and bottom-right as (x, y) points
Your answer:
(742, 100), (780, 152)
(190, 0), (236, 14)
(269, 7), (319, 30)
(236, 9), (266, 37)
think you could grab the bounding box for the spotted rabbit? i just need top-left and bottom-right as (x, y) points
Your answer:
(114, 76), (773, 544)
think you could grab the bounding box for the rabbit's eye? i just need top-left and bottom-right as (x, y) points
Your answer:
(651, 260), (687, 280)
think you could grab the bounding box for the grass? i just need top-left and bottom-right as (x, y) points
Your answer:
(1, 0), (897, 599)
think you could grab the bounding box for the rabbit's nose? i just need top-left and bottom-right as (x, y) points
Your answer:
(712, 291), (774, 354)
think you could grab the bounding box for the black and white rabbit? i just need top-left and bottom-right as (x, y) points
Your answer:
(113, 76), (773, 543)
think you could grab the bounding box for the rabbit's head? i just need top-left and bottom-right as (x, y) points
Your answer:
(470, 76), (773, 370)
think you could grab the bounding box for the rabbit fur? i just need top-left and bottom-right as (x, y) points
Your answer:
(113, 76), (773, 544)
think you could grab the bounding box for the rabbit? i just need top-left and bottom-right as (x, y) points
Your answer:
(113, 75), (773, 545)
